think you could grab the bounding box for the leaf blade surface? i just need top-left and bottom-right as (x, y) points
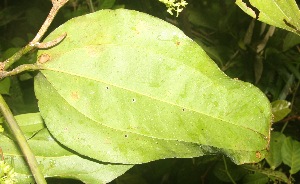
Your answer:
(1, 128), (132, 183)
(35, 9), (272, 164)
(235, 0), (300, 35)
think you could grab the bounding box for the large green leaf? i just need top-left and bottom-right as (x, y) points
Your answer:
(281, 137), (300, 174)
(265, 132), (286, 170)
(235, 0), (300, 35)
(242, 173), (269, 184)
(34, 9), (272, 164)
(15, 113), (45, 138)
(1, 117), (132, 183)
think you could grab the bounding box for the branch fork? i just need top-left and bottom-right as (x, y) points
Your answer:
(0, 0), (68, 72)
(0, 1), (69, 184)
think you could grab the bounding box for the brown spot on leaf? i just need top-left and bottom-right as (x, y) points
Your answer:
(0, 62), (4, 71)
(38, 53), (51, 64)
(71, 91), (80, 100)
(255, 151), (261, 159)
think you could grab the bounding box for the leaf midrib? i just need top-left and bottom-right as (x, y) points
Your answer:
(42, 69), (267, 140)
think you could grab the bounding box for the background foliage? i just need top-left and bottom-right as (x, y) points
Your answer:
(0, 0), (300, 183)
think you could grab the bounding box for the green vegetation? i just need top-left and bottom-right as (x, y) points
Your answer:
(0, 0), (299, 183)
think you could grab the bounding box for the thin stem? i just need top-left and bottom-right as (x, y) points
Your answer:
(2, 45), (35, 71)
(86, 0), (95, 12)
(223, 156), (236, 184)
(1, 0), (69, 71)
(0, 64), (42, 80)
(281, 122), (288, 133)
(0, 95), (47, 184)
(0, 2), (69, 183)
(31, 0), (69, 44)
(281, 73), (300, 133)
(1, 32), (66, 71)
(36, 33), (67, 49)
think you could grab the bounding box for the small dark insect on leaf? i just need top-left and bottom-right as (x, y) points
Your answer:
(283, 19), (300, 34)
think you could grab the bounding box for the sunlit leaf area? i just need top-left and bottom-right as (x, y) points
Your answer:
(0, 0), (299, 183)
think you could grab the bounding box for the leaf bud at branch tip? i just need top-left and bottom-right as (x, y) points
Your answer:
(37, 33), (67, 49)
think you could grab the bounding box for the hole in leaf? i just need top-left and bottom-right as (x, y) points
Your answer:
(244, 1), (260, 19)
